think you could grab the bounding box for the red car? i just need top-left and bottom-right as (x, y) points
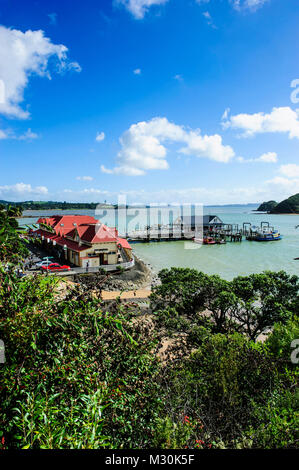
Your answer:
(41, 263), (71, 272)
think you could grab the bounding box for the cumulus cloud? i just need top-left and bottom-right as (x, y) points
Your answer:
(117, 0), (169, 19)
(0, 183), (48, 199)
(279, 164), (299, 179)
(262, 163), (299, 199)
(0, 25), (81, 119)
(238, 152), (278, 163)
(222, 107), (299, 139)
(101, 117), (235, 175)
(95, 131), (105, 142)
(265, 176), (299, 196)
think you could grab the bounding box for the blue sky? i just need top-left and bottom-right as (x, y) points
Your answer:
(0, 0), (298, 204)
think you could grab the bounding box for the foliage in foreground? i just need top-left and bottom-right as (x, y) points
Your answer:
(0, 264), (298, 449)
(0, 269), (162, 448)
(0, 205), (28, 264)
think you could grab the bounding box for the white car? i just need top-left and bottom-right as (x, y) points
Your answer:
(35, 260), (53, 268)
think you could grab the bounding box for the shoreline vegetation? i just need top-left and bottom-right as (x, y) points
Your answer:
(256, 193), (299, 214)
(1, 194), (297, 218)
(2, 200), (260, 213)
(0, 205), (298, 450)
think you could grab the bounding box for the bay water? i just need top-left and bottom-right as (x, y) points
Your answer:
(19, 205), (299, 280)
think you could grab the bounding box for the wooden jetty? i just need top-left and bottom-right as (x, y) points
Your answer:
(122, 221), (278, 244)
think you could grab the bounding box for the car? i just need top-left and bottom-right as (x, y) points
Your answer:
(41, 263), (71, 272)
(35, 260), (53, 268)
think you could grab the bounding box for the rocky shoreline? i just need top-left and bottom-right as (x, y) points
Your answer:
(73, 254), (160, 292)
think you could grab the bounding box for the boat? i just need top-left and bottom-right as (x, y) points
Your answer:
(246, 229), (282, 242)
(203, 237), (216, 245)
(193, 238), (203, 244)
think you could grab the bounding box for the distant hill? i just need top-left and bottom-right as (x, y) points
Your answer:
(270, 193), (299, 214)
(256, 200), (278, 212)
(0, 200), (115, 211)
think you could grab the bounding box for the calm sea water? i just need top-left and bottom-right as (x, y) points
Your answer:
(19, 205), (299, 280)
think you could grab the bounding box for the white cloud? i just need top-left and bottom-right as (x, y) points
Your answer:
(258, 152), (278, 163)
(57, 177), (295, 205)
(265, 176), (299, 196)
(223, 107), (299, 139)
(18, 128), (39, 141)
(96, 131), (105, 142)
(279, 164), (299, 179)
(133, 68), (141, 75)
(238, 151), (278, 163)
(0, 127), (38, 140)
(0, 183), (48, 199)
(76, 176), (94, 181)
(0, 25), (81, 119)
(101, 117), (235, 175)
(63, 188), (108, 195)
(117, 0), (169, 19)
(202, 11), (216, 28)
(196, 0), (269, 11)
(119, 0), (269, 19)
(230, 0), (269, 10)
(222, 107), (230, 121)
(0, 129), (8, 139)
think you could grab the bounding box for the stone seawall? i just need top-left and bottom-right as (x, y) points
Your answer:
(71, 255), (160, 292)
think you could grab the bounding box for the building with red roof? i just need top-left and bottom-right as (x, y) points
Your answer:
(34, 215), (132, 268)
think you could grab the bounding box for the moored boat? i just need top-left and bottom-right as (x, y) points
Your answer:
(246, 229), (282, 242)
(203, 237), (216, 245)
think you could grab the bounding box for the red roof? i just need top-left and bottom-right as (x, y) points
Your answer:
(34, 229), (89, 252)
(36, 215), (132, 251)
(37, 215), (99, 235)
(117, 238), (132, 250)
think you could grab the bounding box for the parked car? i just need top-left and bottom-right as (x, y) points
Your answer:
(35, 260), (53, 268)
(41, 263), (71, 272)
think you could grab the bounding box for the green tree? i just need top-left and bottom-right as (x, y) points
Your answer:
(231, 271), (298, 341)
(0, 205), (28, 264)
